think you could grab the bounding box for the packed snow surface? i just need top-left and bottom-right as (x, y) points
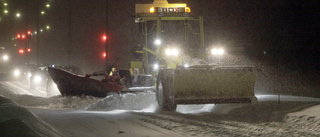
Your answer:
(0, 95), (62, 136)
(1, 81), (320, 136)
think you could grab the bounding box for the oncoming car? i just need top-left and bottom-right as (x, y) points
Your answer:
(29, 65), (50, 90)
(12, 64), (34, 81)
(29, 65), (83, 96)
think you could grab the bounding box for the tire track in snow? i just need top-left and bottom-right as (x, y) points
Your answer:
(134, 111), (320, 136)
(1, 81), (33, 95)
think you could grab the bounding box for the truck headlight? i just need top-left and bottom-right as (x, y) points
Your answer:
(14, 69), (20, 77)
(211, 48), (224, 55)
(28, 72), (32, 77)
(165, 48), (179, 56)
(2, 55), (9, 61)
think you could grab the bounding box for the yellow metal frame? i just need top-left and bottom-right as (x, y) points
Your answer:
(135, 0), (204, 74)
(135, 0), (187, 14)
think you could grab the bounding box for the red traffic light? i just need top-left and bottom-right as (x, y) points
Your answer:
(17, 34), (21, 39)
(18, 49), (24, 54)
(27, 31), (31, 35)
(22, 34), (25, 39)
(102, 35), (107, 41)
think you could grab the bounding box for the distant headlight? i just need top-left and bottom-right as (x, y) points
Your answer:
(2, 55), (9, 61)
(14, 70), (20, 77)
(28, 72), (32, 77)
(33, 75), (42, 83)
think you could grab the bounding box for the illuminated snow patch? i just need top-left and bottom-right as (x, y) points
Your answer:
(256, 94), (320, 102)
(68, 110), (130, 114)
(134, 102), (158, 113)
(176, 104), (215, 114)
(86, 90), (157, 112)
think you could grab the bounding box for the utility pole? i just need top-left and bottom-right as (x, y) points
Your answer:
(36, 0), (40, 63)
(105, 0), (109, 69)
(68, 0), (72, 66)
(25, 1), (30, 64)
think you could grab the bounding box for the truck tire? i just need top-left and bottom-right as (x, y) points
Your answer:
(156, 70), (177, 111)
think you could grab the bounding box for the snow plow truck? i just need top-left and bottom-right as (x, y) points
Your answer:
(48, 0), (258, 112)
(135, 0), (258, 111)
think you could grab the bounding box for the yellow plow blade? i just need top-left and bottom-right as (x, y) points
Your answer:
(173, 67), (258, 104)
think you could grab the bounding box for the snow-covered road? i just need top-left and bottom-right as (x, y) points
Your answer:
(1, 80), (320, 136)
(28, 108), (184, 137)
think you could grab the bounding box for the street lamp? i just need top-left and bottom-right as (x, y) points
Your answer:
(2, 55), (9, 61)
(46, 4), (50, 8)
(16, 13), (21, 18)
(4, 3), (8, 6)
(41, 11), (45, 15)
(4, 10), (8, 14)
(46, 25), (50, 29)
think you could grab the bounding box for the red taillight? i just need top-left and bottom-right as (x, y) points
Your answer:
(19, 49), (24, 54)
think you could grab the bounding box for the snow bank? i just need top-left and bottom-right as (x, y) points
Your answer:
(86, 90), (157, 112)
(0, 95), (62, 137)
(0, 84), (101, 109)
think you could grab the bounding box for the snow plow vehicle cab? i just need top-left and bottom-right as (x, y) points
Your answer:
(117, 67), (154, 88)
(107, 61), (154, 88)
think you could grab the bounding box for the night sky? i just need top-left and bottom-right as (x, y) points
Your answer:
(0, 0), (319, 73)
